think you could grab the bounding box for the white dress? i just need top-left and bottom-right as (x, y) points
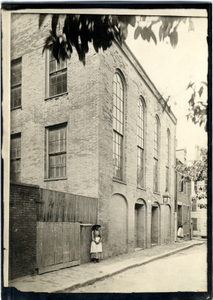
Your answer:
(177, 227), (183, 238)
(90, 230), (102, 254)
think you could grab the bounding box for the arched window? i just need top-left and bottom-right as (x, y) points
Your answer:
(166, 129), (170, 191)
(153, 116), (160, 192)
(113, 73), (124, 180)
(137, 98), (145, 187)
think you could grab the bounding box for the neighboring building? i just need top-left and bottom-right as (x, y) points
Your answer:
(191, 180), (207, 238)
(191, 146), (207, 238)
(175, 149), (192, 241)
(10, 14), (177, 259)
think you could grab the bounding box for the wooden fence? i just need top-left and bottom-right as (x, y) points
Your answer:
(37, 189), (98, 224)
(36, 222), (80, 274)
(36, 189), (98, 273)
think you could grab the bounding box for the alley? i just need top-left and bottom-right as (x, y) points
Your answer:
(70, 243), (207, 293)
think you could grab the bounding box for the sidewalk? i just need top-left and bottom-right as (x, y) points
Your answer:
(9, 239), (205, 293)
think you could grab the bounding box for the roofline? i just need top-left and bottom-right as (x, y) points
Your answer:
(114, 39), (177, 125)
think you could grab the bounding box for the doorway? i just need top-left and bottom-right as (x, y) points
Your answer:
(151, 205), (159, 246)
(134, 201), (146, 249)
(177, 205), (182, 229)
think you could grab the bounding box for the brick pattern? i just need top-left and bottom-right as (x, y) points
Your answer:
(9, 182), (39, 280)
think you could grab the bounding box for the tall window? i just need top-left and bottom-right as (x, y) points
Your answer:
(11, 58), (22, 109)
(46, 124), (67, 178)
(179, 176), (184, 192)
(166, 129), (170, 191)
(153, 116), (160, 192)
(48, 51), (67, 97)
(137, 98), (145, 187)
(113, 73), (124, 180)
(10, 133), (21, 181)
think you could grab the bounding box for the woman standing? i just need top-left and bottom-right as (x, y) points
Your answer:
(90, 224), (102, 263)
(177, 224), (184, 241)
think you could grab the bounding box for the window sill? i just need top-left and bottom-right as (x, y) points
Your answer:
(11, 106), (22, 111)
(153, 191), (160, 196)
(44, 177), (67, 182)
(113, 178), (127, 185)
(137, 186), (146, 191)
(45, 92), (68, 101)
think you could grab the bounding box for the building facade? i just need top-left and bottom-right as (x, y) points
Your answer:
(191, 180), (207, 238)
(11, 14), (177, 259)
(175, 149), (192, 241)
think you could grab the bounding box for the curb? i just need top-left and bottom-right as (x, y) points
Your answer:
(56, 241), (204, 293)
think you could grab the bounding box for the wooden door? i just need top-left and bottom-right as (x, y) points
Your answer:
(36, 222), (80, 274)
(80, 225), (92, 264)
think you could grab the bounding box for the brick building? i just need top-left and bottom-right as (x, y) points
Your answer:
(11, 13), (177, 259)
(175, 149), (192, 240)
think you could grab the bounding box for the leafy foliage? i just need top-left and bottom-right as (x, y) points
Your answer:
(186, 82), (207, 131)
(40, 14), (136, 65)
(39, 14), (193, 65)
(175, 148), (207, 182)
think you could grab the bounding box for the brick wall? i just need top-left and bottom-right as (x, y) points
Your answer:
(9, 182), (39, 280)
(97, 42), (177, 256)
(11, 14), (177, 259)
(11, 14), (99, 198)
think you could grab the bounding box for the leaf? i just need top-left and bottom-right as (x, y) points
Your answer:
(52, 14), (59, 38)
(163, 21), (173, 39)
(120, 21), (128, 41)
(128, 16), (136, 27)
(188, 92), (195, 107)
(39, 14), (47, 28)
(141, 27), (151, 42)
(169, 29), (178, 48)
(198, 86), (204, 97)
(186, 82), (194, 90)
(149, 27), (157, 45)
(42, 35), (54, 54)
(134, 26), (141, 40)
(159, 25), (163, 41)
(188, 18), (194, 32)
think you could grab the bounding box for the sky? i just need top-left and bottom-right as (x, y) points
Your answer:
(126, 12), (208, 161)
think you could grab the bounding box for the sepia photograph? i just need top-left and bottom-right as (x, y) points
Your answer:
(2, 2), (211, 297)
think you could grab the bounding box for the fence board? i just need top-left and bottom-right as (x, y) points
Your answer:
(80, 225), (92, 264)
(69, 222), (75, 262)
(74, 223), (80, 261)
(36, 223), (42, 268)
(49, 223), (55, 266)
(63, 223), (70, 263)
(55, 223), (63, 264)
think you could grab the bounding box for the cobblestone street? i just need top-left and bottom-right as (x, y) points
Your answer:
(70, 243), (207, 293)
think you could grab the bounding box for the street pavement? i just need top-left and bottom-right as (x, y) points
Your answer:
(8, 239), (205, 293)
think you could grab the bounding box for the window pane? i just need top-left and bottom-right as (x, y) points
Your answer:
(11, 86), (21, 108)
(10, 133), (21, 182)
(50, 60), (56, 73)
(11, 61), (21, 86)
(50, 85), (56, 97)
(11, 136), (21, 159)
(50, 74), (57, 85)
(57, 82), (63, 95)
(48, 125), (67, 178)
